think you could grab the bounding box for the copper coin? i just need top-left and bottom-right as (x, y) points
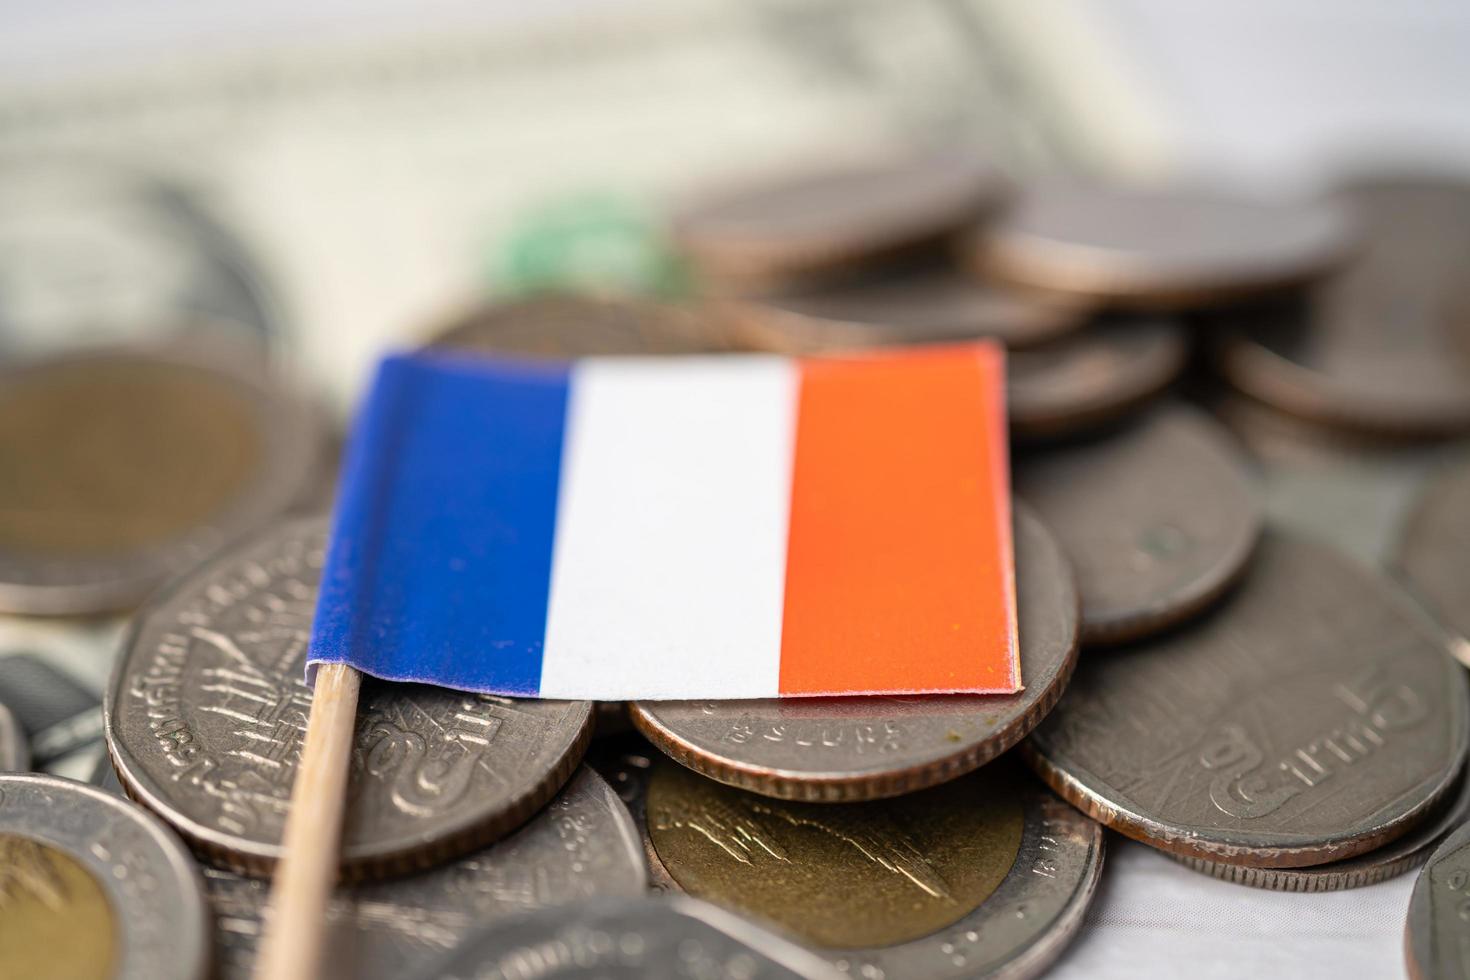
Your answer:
(1397, 458), (1470, 649)
(674, 154), (1008, 287)
(1016, 404), (1262, 644)
(1024, 531), (1469, 868)
(719, 259), (1088, 352)
(424, 293), (741, 356)
(1009, 316), (1188, 441)
(1214, 176), (1470, 437)
(969, 180), (1353, 308)
(628, 505), (1079, 802)
(0, 340), (325, 615)
(1175, 766), (1470, 892)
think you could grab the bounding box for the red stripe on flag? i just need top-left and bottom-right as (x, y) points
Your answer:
(777, 343), (1017, 695)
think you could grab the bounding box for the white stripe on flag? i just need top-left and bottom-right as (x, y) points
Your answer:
(539, 356), (797, 699)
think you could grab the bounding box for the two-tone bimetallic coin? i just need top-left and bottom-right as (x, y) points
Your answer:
(1016, 404), (1262, 644)
(0, 700), (26, 770)
(1176, 767), (1470, 892)
(207, 767), (648, 980)
(675, 155), (1008, 288)
(424, 294), (742, 356)
(1025, 532), (1469, 868)
(1214, 176), (1470, 437)
(642, 756), (1103, 980)
(1406, 817), (1470, 978)
(0, 773), (209, 980)
(413, 896), (843, 980)
(105, 517), (594, 878)
(1397, 459), (1470, 651)
(1008, 316), (1188, 441)
(630, 507), (1079, 802)
(967, 180), (1352, 308)
(0, 341), (326, 614)
(720, 261), (1087, 352)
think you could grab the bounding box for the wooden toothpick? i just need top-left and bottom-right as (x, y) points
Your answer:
(252, 663), (362, 980)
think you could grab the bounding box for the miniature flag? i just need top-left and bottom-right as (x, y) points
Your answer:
(308, 342), (1017, 699)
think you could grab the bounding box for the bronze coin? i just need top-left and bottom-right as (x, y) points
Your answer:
(968, 180), (1353, 309)
(629, 506), (1079, 802)
(719, 259), (1089, 352)
(674, 154), (1008, 288)
(1397, 458), (1470, 650)
(1017, 404), (1262, 644)
(1214, 176), (1470, 437)
(1024, 531), (1470, 868)
(0, 340), (325, 614)
(1009, 316), (1188, 441)
(424, 293), (742, 356)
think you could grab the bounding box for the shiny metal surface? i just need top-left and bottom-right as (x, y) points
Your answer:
(970, 180), (1353, 308)
(1008, 317), (1187, 441)
(106, 517), (594, 878)
(1026, 532), (1470, 868)
(0, 701), (26, 771)
(414, 895), (844, 980)
(1017, 404), (1262, 644)
(207, 767), (648, 980)
(1397, 458), (1470, 654)
(1405, 815), (1470, 979)
(0, 341), (325, 615)
(631, 507), (1079, 802)
(0, 773), (209, 980)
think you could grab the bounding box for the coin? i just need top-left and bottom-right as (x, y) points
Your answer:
(0, 341), (326, 614)
(0, 773), (209, 980)
(1008, 316), (1188, 441)
(1398, 459), (1470, 650)
(1025, 531), (1470, 868)
(968, 180), (1353, 308)
(424, 293), (742, 356)
(0, 700), (26, 770)
(1405, 815), (1470, 979)
(675, 155), (1008, 287)
(412, 896), (844, 980)
(1213, 176), (1470, 437)
(206, 766), (648, 980)
(105, 516), (594, 878)
(641, 755), (1103, 979)
(1016, 404), (1262, 644)
(1175, 766), (1470, 892)
(719, 260), (1088, 352)
(629, 505), (1079, 802)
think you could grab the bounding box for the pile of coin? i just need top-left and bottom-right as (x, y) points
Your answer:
(3, 153), (1470, 980)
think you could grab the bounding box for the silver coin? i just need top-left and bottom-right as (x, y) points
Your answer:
(1016, 404), (1263, 644)
(0, 772), (210, 980)
(0, 699), (26, 770)
(826, 781), (1103, 980)
(1398, 459), (1470, 651)
(1213, 176), (1470, 437)
(630, 506), (1079, 802)
(1026, 531), (1470, 867)
(0, 340), (327, 614)
(206, 766), (648, 980)
(106, 516), (594, 878)
(1406, 816), (1470, 979)
(413, 895), (844, 980)
(1176, 765), (1470, 892)
(1008, 316), (1188, 441)
(969, 179), (1353, 308)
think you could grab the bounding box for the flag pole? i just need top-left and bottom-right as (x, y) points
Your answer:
(252, 663), (362, 980)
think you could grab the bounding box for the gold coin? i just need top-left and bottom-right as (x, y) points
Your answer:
(0, 833), (118, 980)
(0, 358), (261, 555)
(646, 759), (1024, 948)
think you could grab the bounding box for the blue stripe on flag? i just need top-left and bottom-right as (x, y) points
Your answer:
(308, 352), (572, 695)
